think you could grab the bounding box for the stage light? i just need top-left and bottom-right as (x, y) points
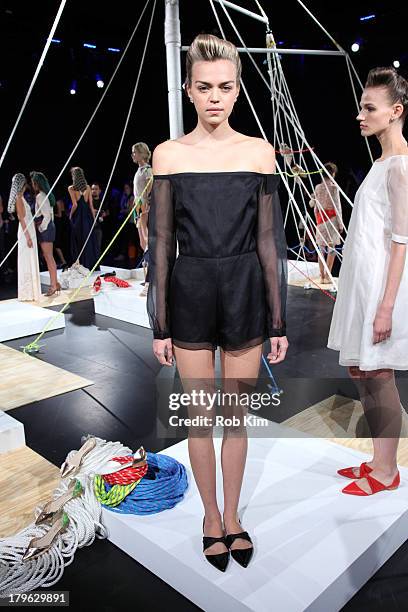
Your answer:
(51, 38), (61, 44)
(351, 42), (360, 52)
(70, 80), (77, 95)
(83, 43), (96, 49)
(360, 14), (375, 21)
(393, 60), (400, 68)
(107, 47), (120, 53)
(95, 74), (104, 88)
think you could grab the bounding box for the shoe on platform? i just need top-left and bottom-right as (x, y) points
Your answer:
(337, 461), (373, 479)
(225, 519), (253, 568)
(342, 471), (400, 496)
(202, 517), (229, 572)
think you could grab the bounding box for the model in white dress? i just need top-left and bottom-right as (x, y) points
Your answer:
(328, 155), (408, 370)
(17, 197), (41, 302)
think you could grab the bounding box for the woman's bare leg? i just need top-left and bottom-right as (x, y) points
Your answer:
(220, 344), (262, 550)
(325, 246), (336, 277)
(173, 345), (226, 555)
(40, 242), (58, 288)
(318, 246), (326, 281)
(348, 366), (401, 492)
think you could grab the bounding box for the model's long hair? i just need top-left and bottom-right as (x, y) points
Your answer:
(70, 167), (88, 192)
(8, 173), (26, 213)
(30, 171), (56, 207)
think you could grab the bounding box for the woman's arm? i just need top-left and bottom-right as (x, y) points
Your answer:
(256, 140), (288, 363)
(68, 186), (77, 219)
(147, 142), (176, 366)
(373, 156), (408, 343)
(86, 186), (96, 219)
(16, 195), (32, 247)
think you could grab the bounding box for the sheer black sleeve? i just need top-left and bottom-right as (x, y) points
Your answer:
(256, 174), (288, 337)
(146, 177), (177, 339)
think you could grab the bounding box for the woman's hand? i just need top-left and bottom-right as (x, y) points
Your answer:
(267, 336), (288, 364)
(373, 304), (392, 344)
(153, 338), (174, 366)
(26, 236), (33, 248)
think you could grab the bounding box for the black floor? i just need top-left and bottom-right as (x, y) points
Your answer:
(3, 285), (408, 611)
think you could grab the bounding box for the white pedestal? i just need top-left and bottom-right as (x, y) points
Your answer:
(288, 260), (320, 283)
(93, 280), (150, 328)
(0, 411), (25, 454)
(40, 269), (100, 288)
(103, 432), (408, 612)
(41, 267), (144, 287)
(0, 302), (65, 342)
(100, 266), (145, 281)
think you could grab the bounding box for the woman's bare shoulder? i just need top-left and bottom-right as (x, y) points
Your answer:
(152, 139), (183, 174)
(244, 137), (275, 172)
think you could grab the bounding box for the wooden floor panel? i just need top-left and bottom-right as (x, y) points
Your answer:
(0, 344), (93, 411)
(0, 445), (61, 538)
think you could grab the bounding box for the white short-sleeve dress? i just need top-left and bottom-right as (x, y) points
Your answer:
(327, 155), (408, 370)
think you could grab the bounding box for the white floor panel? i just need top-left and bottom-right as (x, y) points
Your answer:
(0, 301), (65, 342)
(103, 433), (408, 612)
(0, 411), (25, 454)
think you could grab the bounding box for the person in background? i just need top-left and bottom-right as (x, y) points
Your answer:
(31, 171), (60, 296)
(115, 182), (135, 262)
(328, 67), (408, 496)
(91, 182), (109, 258)
(8, 173), (41, 301)
(309, 162), (343, 283)
(68, 167), (99, 270)
(54, 199), (71, 269)
(131, 142), (153, 294)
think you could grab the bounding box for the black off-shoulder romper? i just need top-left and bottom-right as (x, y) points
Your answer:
(146, 172), (287, 351)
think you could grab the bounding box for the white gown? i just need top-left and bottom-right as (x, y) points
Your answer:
(17, 198), (41, 302)
(328, 155), (408, 371)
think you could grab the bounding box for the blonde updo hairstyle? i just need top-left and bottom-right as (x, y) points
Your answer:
(185, 33), (242, 89)
(132, 142), (151, 163)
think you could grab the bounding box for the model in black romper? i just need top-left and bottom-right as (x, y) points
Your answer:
(147, 171), (287, 350)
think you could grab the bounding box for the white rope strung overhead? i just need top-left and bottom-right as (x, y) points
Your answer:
(0, 0), (152, 272)
(0, 0), (67, 169)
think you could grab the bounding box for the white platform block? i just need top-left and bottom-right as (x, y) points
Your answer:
(40, 269), (100, 288)
(0, 411), (25, 454)
(41, 267), (144, 287)
(103, 431), (408, 612)
(288, 260), (320, 283)
(0, 302), (65, 342)
(93, 280), (150, 328)
(100, 266), (145, 281)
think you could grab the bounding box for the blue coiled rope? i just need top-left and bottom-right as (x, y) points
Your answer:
(102, 452), (188, 515)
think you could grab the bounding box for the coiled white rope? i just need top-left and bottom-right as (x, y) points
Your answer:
(0, 436), (132, 596)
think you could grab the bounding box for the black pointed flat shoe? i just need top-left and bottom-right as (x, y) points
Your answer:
(225, 530), (253, 568)
(202, 517), (229, 572)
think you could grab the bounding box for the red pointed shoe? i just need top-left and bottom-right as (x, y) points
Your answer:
(337, 462), (373, 479)
(342, 471), (400, 496)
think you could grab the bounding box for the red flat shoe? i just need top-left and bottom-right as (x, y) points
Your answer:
(337, 462), (373, 479)
(342, 471), (400, 496)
